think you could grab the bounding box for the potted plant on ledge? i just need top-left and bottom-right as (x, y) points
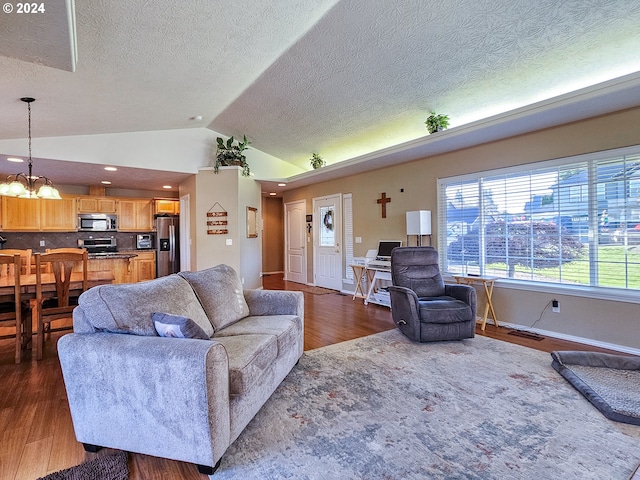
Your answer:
(214, 135), (252, 176)
(310, 152), (325, 169)
(425, 112), (450, 134)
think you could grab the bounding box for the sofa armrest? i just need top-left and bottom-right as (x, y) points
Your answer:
(444, 284), (477, 314)
(58, 333), (230, 468)
(243, 289), (304, 318)
(388, 286), (421, 340)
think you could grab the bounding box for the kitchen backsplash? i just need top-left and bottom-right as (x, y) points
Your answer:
(1, 231), (153, 252)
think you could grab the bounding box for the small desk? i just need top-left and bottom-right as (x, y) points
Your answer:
(350, 264), (368, 300)
(363, 265), (392, 307)
(452, 275), (499, 330)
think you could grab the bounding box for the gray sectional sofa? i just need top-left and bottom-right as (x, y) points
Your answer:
(58, 264), (304, 475)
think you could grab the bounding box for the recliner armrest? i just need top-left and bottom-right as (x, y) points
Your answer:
(444, 284), (477, 314)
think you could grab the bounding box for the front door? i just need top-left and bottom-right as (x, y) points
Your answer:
(313, 194), (342, 290)
(284, 200), (307, 284)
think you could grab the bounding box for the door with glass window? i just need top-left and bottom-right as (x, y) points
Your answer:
(313, 194), (342, 290)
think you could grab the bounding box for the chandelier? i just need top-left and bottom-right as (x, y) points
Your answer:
(0, 97), (61, 199)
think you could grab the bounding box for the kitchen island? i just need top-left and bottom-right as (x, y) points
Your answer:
(83, 250), (156, 284)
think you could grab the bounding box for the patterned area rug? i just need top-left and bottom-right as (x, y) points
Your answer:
(37, 451), (128, 480)
(213, 330), (640, 479)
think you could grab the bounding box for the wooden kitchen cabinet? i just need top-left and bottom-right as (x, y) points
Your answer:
(86, 257), (134, 284)
(133, 251), (156, 282)
(1, 196), (41, 231)
(77, 197), (117, 214)
(154, 199), (179, 215)
(40, 197), (77, 231)
(117, 199), (153, 231)
(1, 196), (77, 231)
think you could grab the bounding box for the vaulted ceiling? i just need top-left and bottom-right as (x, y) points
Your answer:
(1, 0), (639, 190)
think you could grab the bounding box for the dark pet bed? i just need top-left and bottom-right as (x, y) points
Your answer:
(551, 350), (640, 426)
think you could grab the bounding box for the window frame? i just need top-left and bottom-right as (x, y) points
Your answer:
(437, 145), (640, 304)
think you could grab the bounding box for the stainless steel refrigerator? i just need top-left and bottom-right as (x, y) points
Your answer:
(155, 214), (179, 277)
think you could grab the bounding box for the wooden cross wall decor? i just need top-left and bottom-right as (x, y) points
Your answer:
(377, 192), (391, 218)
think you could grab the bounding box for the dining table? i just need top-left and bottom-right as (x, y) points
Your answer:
(0, 270), (115, 352)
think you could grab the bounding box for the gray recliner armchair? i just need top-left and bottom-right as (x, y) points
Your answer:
(388, 247), (476, 342)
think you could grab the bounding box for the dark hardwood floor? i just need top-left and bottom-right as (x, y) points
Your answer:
(0, 274), (627, 479)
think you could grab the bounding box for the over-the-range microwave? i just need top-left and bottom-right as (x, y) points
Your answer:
(77, 213), (118, 232)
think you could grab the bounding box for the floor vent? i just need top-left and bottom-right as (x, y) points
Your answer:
(507, 330), (545, 341)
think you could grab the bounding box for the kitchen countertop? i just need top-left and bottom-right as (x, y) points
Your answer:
(87, 252), (139, 260)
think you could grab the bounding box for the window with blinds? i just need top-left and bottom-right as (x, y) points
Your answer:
(438, 146), (640, 292)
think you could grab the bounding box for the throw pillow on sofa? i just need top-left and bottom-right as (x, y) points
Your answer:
(152, 312), (209, 339)
(179, 264), (249, 331)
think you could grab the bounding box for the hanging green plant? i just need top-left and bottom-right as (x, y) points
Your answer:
(425, 112), (450, 134)
(214, 135), (252, 176)
(310, 152), (325, 169)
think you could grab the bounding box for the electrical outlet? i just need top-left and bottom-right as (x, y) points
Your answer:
(225, 239), (232, 246)
(552, 299), (560, 313)
(40, 240), (46, 247)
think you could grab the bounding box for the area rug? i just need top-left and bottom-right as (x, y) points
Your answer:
(37, 450), (128, 480)
(551, 350), (640, 425)
(213, 330), (640, 479)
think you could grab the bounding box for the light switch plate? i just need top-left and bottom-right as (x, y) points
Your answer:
(226, 239), (233, 246)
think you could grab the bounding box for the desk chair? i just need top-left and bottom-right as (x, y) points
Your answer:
(0, 254), (23, 363)
(2, 248), (33, 275)
(32, 249), (88, 360)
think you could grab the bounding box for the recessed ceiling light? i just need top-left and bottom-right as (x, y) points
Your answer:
(104, 166), (117, 171)
(7, 157), (24, 162)
(269, 192), (277, 196)
(101, 181), (112, 185)
(163, 185), (172, 189)
(277, 183), (286, 187)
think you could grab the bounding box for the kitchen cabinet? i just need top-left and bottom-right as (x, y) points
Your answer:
(133, 251), (156, 282)
(1, 197), (41, 231)
(154, 199), (179, 215)
(77, 197), (117, 214)
(1, 196), (77, 232)
(41, 197), (77, 231)
(117, 199), (153, 231)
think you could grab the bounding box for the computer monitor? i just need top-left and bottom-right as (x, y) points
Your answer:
(376, 240), (402, 260)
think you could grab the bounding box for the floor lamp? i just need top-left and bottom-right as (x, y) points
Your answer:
(406, 210), (432, 246)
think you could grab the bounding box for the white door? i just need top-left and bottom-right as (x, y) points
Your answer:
(313, 194), (342, 290)
(284, 200), (307, 284)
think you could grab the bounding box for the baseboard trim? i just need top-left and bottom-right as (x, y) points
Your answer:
(501, 322), (640, 356)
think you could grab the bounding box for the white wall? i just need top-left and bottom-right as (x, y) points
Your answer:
(0, 127), (304, 179)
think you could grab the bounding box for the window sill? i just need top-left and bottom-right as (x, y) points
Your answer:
(443, 275), (640, 304)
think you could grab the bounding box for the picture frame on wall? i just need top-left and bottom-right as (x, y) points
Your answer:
(247, 206), (258, 238)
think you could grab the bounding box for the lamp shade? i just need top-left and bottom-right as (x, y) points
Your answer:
(406, 210), (431, 235)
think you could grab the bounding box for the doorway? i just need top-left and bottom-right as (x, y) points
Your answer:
(284, 200), (307, 284)
(313, 194), (342, 290)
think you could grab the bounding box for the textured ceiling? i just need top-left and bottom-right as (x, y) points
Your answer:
(0, 0), (640, 190)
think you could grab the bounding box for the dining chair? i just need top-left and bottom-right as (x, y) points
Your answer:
(1, 248), (33, 275)
(32, 249), (88, 360)
(0, 253), (23, 364)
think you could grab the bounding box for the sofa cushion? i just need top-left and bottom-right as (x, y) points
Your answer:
(214, 315), (300, 356)
(76, 274), (214, 337)
(152, 312), (209, 339)
(213, 334), (278, 395)
(418, 297), (473, 324)
(179, 265), (249, 331)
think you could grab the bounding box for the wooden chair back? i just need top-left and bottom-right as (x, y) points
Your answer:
(0, 253), (22, 363)
(32, 249), (88, 360)
(0, 248), (32, 275)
